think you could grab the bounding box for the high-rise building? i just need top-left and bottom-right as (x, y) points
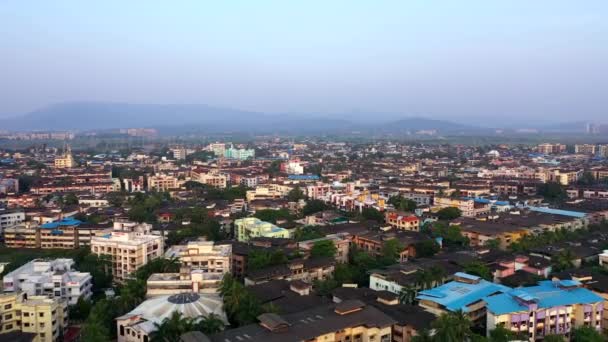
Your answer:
(537, 143), (566, 155)
(91, 223), (164, 283)
(54, 145), (75, 168)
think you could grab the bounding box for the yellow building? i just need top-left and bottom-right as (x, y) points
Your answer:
(0, 292), (68, 342)
(54, 145), (75, 169)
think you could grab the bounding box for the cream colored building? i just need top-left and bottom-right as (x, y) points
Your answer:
(54, 146), (75, 169)
(246, 184), (292, 202)
(0, 292), (68, 342)
(91, 224), (164, 283)
(147, 174), (180, 191)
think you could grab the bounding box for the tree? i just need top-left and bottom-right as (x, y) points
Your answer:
(379, 238), (403, 265)
(431, 223), (469, 247)
(436, 207), (462, 220)
(411, 330), (434, 342)
(432, 310), (474, 342)
(302, 200), (329, 216)
(488, 325), (525, 342)
(543, 335), (566, 342)
(571, 326), (604, 342)
(152, 311), (194, 342)
(64, 193), (79, 206)
(551, 249), (576, 272)
(294, 226), (325, 241)
(399, 285), (417, 305)
(287, 186), (305, 202)
(106, 192), (126, 207)
(195, 314), (225, 335)
(414, 240), (440, 258)
(463, 261), (492, 281)
(311, 240), (337, 259)
(69, 297), (92, 322)
(388, 195), (417, 212)
(253, 208), (292, 223)
(538, 182), (567, 202)
(361, 207), (384, 223)
(485, 239), (501, 250)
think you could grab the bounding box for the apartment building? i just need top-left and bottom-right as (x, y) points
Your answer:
(224, 146), (255, 160)
(543, 169), (584, 186)
(575, 144), (597, 155)
(2, 258), (92, 305)
(298, 233), (351, 263)
(434, 197), (490, 217)
(417, 273), (511, 323)
(0, 292), (68, 342)
(54, 146), (75, 169)
(161, 239), (231, 292)
(537, 143), (566, 155)
(0, 208), (25, 233)
(246, 184), (292, 202)
(147, 174), (180, 191)
(384, 211), (420, 231)
(485, 279), (603, 341)
(234, 217), (291, 242)
(210, 301), (395, 342)
(91, 225), (164, 283)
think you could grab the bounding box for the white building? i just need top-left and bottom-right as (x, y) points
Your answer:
(0, 208), (25, 233)
(2, 258), (92, 305)
(116, 293), (227, 342)
(91, 222), (164, 283)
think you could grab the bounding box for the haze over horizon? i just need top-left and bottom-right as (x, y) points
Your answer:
(1, 1), (607, 123)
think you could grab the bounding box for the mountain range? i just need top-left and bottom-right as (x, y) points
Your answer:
(0, 102), (492, 135)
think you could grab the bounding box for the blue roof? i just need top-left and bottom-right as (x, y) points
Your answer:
(288, 174), (320, 181)
(527, 206), (586, 218)
(40, 217), (82, 229)
(416, 273), (511, 312)
(485, 280), (603, 315)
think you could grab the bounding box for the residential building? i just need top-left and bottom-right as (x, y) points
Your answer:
(298, 233), (351, 263)
(91, 224), (164, 283)
(0, 177), (19, 194)
(234, 217), (291, 242)
(209, 300), (395, 342)
(54, 145), (75, 169)
(416, 272), (511, 322)
(117, 293), (228, 342)
(0, 292), (68, 342)
(485, 279), (603, 341)
(147, 174), (179, 191)
(434, 197), (490, 217)
(244, 257), (335, 286)
(385, 211), (420, 231)
(246, 184), (292, 202)
(0, 208), (25, 233)
(146, 268), (225, 296)
(599, 145), (608, 158)
(224, 146), (255, 160)
(537, 143), (566, 155)
(2, 259), (92, 305)
(452, 217), (528, 250)
(575, 144), (597, 155)
(208, 143), (226, 157)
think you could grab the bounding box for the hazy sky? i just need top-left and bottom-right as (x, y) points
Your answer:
(1, 1), (607, 122)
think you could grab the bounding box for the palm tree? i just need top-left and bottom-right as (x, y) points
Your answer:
(428, 265), (446, 286)
(552, 249), (576, 272)
(399, 285), (417, 305)
(416, 270), (434, 290)
(488, 325), (523, 342)
(431, 310), (473, 342)
(195, 313), (225, 334)
(152, 311), (195, 342)
(411, 329), (434, 342)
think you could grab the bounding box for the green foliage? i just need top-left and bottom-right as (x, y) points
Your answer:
(436, 207), (462, 220)
(551, 249), (576, 272)
(219, 274), (278, 326)
(571, 326), (604, 342)
(151, 311), (225, 342)
(485, 239), (501, 250)
(488, 325), (526, 342)
(538, 182), (567, 202)
(360, 207), (384, 222)
(542, 335), (566, 342)
(577, 172), (597, 186)
(81, 257), (180, 341)
(293, 226), (326, 241)
(431, 310), (475, 342)
(69, 297), (93, 322)
(509, 228), (586, 253)
(253, 208), (293, 224)
(310, 240), (337, 258)
(166, 220), (224, 246)
(127, 192), (170, 223)
(430, 222), (469, 247)
(18, 175), (39, 192)
(63, 193), (79, 205)
(266, 160), (282, 176)
(379, 238), (403, 265)
(388, 195), (417, 212)
(302, 199), (329, 216)
(287, 186), (306, 202)
(463, 261), (492, 281)
(313, 278), (339, 297)
(106, 192), (126, 207)
(414, 239), (440, 258)
(77, 253), (113, 293)
(185, 151), (215, 163)
(247, 249), (288, 271)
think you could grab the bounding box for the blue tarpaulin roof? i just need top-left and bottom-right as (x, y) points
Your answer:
(527, 206), (586, 218)
(486, 280), (602, 315)
(40, 217), (82, 229)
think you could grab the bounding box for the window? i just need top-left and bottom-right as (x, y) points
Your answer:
(5, 324), (13, 330)
(23, 312), (29, 317)
(120, 325), (125, 336)
(4, 304), (11, 310)
(39, 312), (44, 317)
(4, 314), (12, 320)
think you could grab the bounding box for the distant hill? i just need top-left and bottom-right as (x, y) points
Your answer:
(0, 102), (486, 134)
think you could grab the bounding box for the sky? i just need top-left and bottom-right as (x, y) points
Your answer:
(1, 1), (607, 124)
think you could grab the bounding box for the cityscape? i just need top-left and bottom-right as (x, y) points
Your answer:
(1, 2), (608, 342)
